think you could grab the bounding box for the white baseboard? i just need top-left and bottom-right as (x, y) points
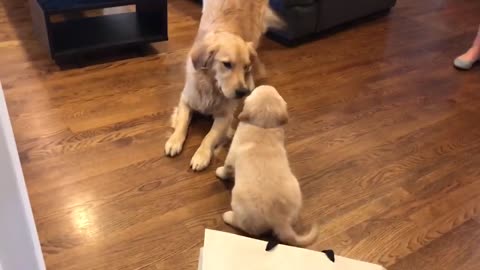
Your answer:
(0, 82), (46, 270)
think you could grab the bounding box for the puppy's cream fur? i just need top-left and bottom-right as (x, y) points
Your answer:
(216, 85), (317, 247)
(165, 0), (282, 171)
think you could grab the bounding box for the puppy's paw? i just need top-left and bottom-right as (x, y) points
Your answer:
(223, 211), (234, 225)
(165, 134), (184, 157)
(190, 147), (212, 171)
(216, 166), (227, 180)
(216, 166), (233, 180)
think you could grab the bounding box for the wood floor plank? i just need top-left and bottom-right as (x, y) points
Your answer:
(314, 144), (480, 265)
(389, 219), (480, 270)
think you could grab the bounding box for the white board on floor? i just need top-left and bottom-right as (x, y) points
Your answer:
(198, 229), (386, 270)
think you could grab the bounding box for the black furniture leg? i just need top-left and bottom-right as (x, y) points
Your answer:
(28, 0), (53, 56)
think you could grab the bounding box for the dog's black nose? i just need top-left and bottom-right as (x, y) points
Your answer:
(235, 88), (250, 98)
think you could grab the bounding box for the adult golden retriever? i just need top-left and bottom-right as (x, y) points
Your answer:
(165, 0), (283, 171)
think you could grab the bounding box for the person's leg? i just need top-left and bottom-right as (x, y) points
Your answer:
(454, 25), (480, 69)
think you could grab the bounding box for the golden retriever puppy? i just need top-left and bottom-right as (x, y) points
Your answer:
(216, 85), (317, 247)
(165, 0), (283, 171)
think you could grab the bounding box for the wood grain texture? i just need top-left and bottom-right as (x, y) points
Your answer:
(1, 0), (480, 269)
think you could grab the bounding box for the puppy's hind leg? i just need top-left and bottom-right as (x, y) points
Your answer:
(165, 98), (192, 157)
(223, 210), (269, 237)
(223, 211), (247, 231)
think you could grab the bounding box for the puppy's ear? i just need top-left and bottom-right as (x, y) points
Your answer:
(275, 101), (289, 126)
(277, 110), (288, 126)
(247, 42), (266, 79)
(191, 39), (218, 70)
(238, 110), (250, 123)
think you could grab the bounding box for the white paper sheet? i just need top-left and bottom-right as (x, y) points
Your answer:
(199, 229), (386, 270)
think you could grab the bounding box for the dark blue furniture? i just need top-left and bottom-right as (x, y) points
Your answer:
(268, 0), (396, 45)
(29, 0), (168, 62)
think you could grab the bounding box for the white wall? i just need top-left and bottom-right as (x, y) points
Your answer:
(0, 83), (45, 270)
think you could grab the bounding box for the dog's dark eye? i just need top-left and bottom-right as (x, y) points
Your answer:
(245, 65), (252, 73)
(223, 62), (233, 69)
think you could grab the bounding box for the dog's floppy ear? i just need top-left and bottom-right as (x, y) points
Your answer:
(247, 42), (266, 79)
(191, 38), (218, 70)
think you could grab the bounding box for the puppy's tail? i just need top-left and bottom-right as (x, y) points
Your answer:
(274, 222), (318, 247)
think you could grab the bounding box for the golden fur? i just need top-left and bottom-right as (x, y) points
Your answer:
(216, 86), (318, 247)
(165, 0), (282, 171)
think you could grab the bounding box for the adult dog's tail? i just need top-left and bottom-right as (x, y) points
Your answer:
(274, 222), (318, 247)
(264, 7), (286, 31)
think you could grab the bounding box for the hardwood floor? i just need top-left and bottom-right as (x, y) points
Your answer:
(1, 0), (480, 269)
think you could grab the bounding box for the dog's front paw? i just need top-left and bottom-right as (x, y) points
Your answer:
(165, 134), (185, 157)
(190, 147), (212, 171)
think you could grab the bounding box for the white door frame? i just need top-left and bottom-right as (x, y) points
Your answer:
(0, 82), (45, 270)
